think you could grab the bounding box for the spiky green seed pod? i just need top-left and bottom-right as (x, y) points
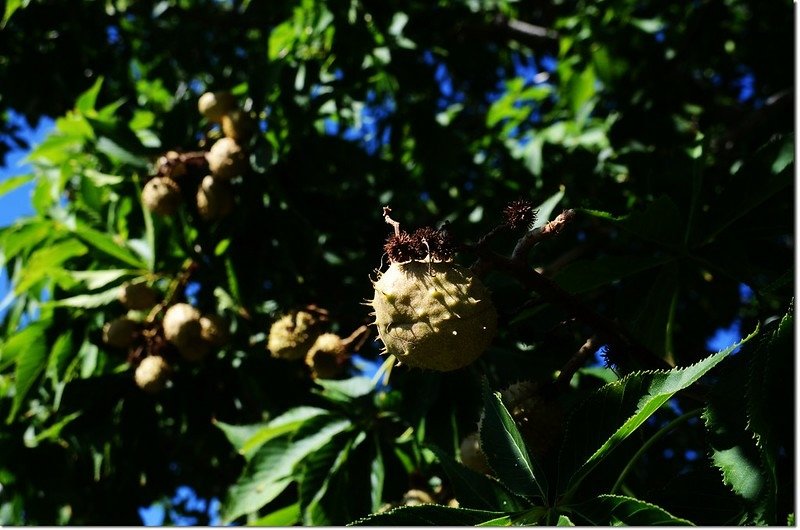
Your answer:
(371, 261), (497, 371)
(268, 311), (321, 361)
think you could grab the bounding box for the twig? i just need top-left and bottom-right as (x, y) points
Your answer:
(342, 324), (371, 352)
(512, 209), (576, 262)
(478, 249), (672, 371)
(145, 259), (198, 323)
(382, 206), (401, 237)
(556, 335), (599, 390)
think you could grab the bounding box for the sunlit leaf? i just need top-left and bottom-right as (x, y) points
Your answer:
(567, 494), (693, 525)
(479, 382), (547, 501)
(221, 415), (351, 522)
(349, 505), (507, 526)
(559, 329), (758, 495)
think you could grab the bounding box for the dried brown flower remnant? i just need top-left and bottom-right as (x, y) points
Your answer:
(503, 199), (537, 230)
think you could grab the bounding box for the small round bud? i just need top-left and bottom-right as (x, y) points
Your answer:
(118, 282), (159, 311)
(200, 314), (229, 347)
(196, 175), (234, 221)
(162, 303), (208, 361)
(198, 91), (236, 122)
(221, 109), (257, 143)
(156, 151), (187, 179)
(103, 317), (139, 349)
(497, 381), (564, 458)
(268, 311), (321, 361)
(135, 356), (171, 394)
(460, 432), (491, 474)
(402, 490), (433, 506)
(305, 333), (347, 379)
(142, 177), (181, 216)
(205, 137), (247, 180)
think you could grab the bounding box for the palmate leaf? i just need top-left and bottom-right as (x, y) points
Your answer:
(427, 445), (527, 512)
(558, 329), (757, 496)
(479, 382), (548, 501)
(348, 505), (507, 526)
(220, 414), (351, 523)
(565, 494), (693, 526)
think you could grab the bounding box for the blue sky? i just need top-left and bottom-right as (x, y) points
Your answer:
(0, 112), (52, 226)
(0, 113), (54, 307)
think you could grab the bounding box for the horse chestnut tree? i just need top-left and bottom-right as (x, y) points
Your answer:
(0, 0), (792, 526)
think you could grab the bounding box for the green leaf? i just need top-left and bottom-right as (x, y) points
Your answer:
(631, 18), (665, 34)
(46, 286), (122, 309)
(532, 187), (565, 230)
(75, 77), (104, 115)
(0, 220), (54, 265)
(6, 323), (49, 423)
(427, 445), (527, 512)
(83, 169), (125, 187)
(301, 431), (359, 525)
(0, 174), (33, 198)
(745, 312), (792, 524)
(29, 412), (82, 446)
(72, 222), (147, 268)
(45, 331), (74, 384)
(479, 382), (547, 501)
(215, 406), (329, 460)
(314, 376), (374, 401)
(15, 239), (88, 294)
(370, 436), (385, 512)
(247, 503), (301, 526)
(348, 505), (507, 526)
(559, 329), (757, 495)
(94, 137), (148, 168)
(556, 514), (574, 526)
(704, 311), (791, 525)
(221, 415), (351, 523)
(1, 0), (30, 27)
(67, 269), (137, 290)
(567, 495), (693, 525)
